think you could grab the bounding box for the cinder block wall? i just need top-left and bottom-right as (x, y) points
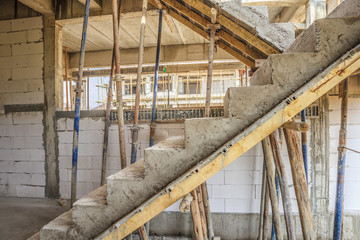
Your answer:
(329, 96), (360, 212)
(0, 16), (45, 198)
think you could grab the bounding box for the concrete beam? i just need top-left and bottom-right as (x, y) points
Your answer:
(68, 44), (235, 69)
(77, 0), (102, 10)
(242, 0), (308, 7)
(18, 0), (53, 15)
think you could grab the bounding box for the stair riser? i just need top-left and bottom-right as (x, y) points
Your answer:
(224, 85), (288, 120)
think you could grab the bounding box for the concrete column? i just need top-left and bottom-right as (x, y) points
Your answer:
(306, 0), (327, 27)
(43, 15), (61, 198)
(310, 95), (330, 215)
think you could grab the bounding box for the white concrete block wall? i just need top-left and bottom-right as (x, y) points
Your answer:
(57, 118), (185, 199)
(0, 16), (44, 105)
(329, 96), (360, 212)
(0, 17), (45, 198)
(0, 112), (45, 198)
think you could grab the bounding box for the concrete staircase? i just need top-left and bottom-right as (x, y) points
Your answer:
(40, 0), (360, 239)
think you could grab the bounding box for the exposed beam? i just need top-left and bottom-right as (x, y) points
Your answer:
(18, 0), (53, 15)
(242, 0), (308, 7)
(68, 43), (236, 69)
(155, 0), (264, 60)
(179, 0), (280, 55)
(77, 0), (102, 10)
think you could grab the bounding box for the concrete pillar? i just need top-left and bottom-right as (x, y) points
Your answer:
(310, 95), (330, 216)
(306, 0), (327, 27)
(43, 15), (61, 198)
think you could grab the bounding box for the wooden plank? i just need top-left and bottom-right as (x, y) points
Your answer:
(269, 132), (296, 240)
(218, 41), (256, 68)
(282, 121), (309, 132)
(180, 0), (280, 55)
(190, 190), (204, 239)
(261, 138), (283, 240)
(283, 128), (316, 239)
(78, 0), (102, 10)
(18, 0), (53, 15)
(96, 45), (360, 240)
(151, 0), (263, 60)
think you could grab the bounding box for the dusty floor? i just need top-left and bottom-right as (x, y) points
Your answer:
(0, 197), (67, 240)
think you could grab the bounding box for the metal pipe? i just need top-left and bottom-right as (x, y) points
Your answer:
(112, 0), (127, 171)
(333, 78), (348, 240)
(271, 172), (280, 240)
(101, 0), (122, 186)
(149, 9), (163, 147)
(65, 46), (69, 111)
(131, 0), (148, 164)
(301, 110), (308, 184)
(70, 0), (91, 207)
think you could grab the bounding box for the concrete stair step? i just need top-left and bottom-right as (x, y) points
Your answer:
(224, 85), (288, 120)
(327, 0), (360, 18)
(286, 17), (360, 61)
(72, 185), (117, 238)
(40, 210), (80, 240)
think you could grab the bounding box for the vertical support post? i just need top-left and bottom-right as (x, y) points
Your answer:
(263, 183), (271, 239)
(333, 78), (348, 240)
(261, 137), (283, 240)
(167, 73), (170, 108)
(269, 132), (296, 240)
(284, 128), (316, 240)
(70, 0), (90, 207)
(131, 0), (148, 164)
(87, 76), (90, 110)
(149, 9), (162, 147)
(201, 182), (214, 240)
(65, 46), (69, 111)
(301, 110), (308, 184)
(191, 190), (204, 240)
(101, 0), (122, 185)
(257, 162), (267, 240)
(271, 173), (280, 240)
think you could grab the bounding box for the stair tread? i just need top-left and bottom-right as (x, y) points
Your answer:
(41, 210), (73, 233)
(74, 185), (107, 207)
(149, 136), (185, 150)
(108, 159), (145, 181)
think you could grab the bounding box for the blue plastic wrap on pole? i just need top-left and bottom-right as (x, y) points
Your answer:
(70, 0), (91, 207)
(301, 110), (308, 184)
(333, 79), (348, 240)
(149, 10), (163, 147)
(271, 171), (280, 240)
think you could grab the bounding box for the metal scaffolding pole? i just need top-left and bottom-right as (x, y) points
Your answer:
(131, 0), (148, 164)
(333, 78), (349, 240)
(301, 109), (308, 184)
(149, 10), (163, 147)
(70, 0), (91, 207)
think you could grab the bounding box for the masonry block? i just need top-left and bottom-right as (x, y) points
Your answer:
(13, 112), (43, 124)
(30, 173), (46, 186)
(16, 185), (44, 198)
(0, 173), (8, 184)
(12, 66), (43, 80)
(0, 31), (27, 45)
(225, 170), (263, 185)
(0, 69), (12, 81)
(0, 54), (43, 69)
(0, 20), (11, 33)
(225, 198), (260, 213)
(28, 124), (44, 137)
(11, 17), (43, 32)
(8, 173), (30, 184)
(212, 185), (255, 199)
(12, 42), (43, 56)
(0, 45), (11, 57)
(0, 136), (12, 148)
(27, 29), (43, 42)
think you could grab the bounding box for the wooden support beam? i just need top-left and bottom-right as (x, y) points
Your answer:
(95, 45), (360, 240)
(150, 0), (263, 61)
(282, 121), (309, 132)
(190, 190), (205, 240)
(269, 132), (296, 240)
(218, 41), (255, 68)
(180, 0), (279, 55)
(261, 137), (283, 240)
(283, 128), (316, 240)
(78, 0), (102, 10)
(18, 0), (53, 15)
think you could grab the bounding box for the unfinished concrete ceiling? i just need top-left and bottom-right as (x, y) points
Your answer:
(62, 11), (206, 53)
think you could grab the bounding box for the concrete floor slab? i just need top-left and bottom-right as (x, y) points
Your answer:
(0, 197), (67, 240)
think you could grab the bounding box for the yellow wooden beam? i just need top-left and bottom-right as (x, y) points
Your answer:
(180, 0), (280, 55)
(242, 0), (308, 7)
(217, 41), (256, 68)
(96, 45), (360, 240)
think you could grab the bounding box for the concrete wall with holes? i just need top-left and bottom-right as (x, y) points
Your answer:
(0, 17), (45, 198)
